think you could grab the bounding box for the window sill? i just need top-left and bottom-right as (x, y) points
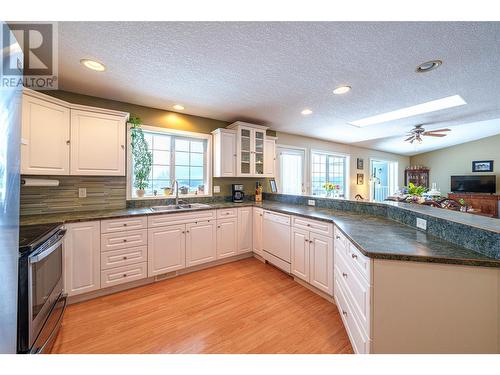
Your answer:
(128, 193), (213, 201)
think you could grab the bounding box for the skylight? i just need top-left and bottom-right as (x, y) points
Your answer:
(349, 95), (466, 127)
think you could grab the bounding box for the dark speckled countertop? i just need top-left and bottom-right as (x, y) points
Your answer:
(20, 201), (500, 268)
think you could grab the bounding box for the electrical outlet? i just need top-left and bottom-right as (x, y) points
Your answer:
(416, 218), (427, 230)
(213, 186), (221, 193)
(308, 200), (316, 206)
(78, 188), (87, 198)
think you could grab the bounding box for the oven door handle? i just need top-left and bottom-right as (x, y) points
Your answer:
(31, 294), (67, 354)
(29, 238), (64, 264)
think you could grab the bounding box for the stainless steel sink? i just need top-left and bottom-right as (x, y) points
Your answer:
(150, 203), (212, 212)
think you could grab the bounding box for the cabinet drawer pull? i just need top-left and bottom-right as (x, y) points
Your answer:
(335, 235), (340, 240)
(342, 310), (347, 316)
(123, 223), (127, 226)
(123, 274), (127, 277)
(342, 272), (348, 278)
(123, 239), (127, 242)
(351, 253), (358, 259)
(123, 256), (127, 260)
(217, 225), (221, 228)
(307, 223), (310, 226)
(186, 230), (190, 233)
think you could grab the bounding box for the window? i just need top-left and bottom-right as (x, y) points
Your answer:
(277, 147), (304, 195)
(129, 126), (211, 198)
(311, 151), (347, 198)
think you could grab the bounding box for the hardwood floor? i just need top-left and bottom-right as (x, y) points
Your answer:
(52, 257), (353, 354)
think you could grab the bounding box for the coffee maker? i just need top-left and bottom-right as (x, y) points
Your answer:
(231, 184), (244, 203)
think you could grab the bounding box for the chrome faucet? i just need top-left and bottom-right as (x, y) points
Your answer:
(172, 179), (179, 205)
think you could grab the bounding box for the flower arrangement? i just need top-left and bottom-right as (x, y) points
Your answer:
(323, 182), (341, 197)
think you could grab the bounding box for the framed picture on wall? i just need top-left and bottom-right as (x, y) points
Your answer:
(269, 178), (278, 193)
(472, 160), (494, 172)
(357, 158), (364, 170)
(357, 173), (364, 185)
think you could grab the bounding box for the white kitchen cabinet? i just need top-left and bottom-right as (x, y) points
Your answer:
(63, 221), (101, 296)
(21, 93), (70, 175)
(309, 232), (333, 294)
(237, 207), (253, 254)
(148, 224), (186, 276)
(216, 217), (238, 259)
(20, 89), (128, 177)
(212, 128), (236, 177)
(263, 137), (276, 177)
(186, 220), (217, 267)
(70, 109), (127, 176)
(291, 227), (310, 282)
(252, 207), (263, 256)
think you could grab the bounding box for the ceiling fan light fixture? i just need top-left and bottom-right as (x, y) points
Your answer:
(416, 60), (442, 73)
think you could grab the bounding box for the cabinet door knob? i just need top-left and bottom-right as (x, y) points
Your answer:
(123, 274), (127, 277)
(66, 140), (70, 145)
(342, 310), (347, 316)
(342, 272), (347, 278)
(123, 239), (127, 242)
(121, 145), (125, 149)
(217, 225), (221, 228)
(182, 231), (185, 234)
(123, 256), (128, 260)
(335, 235), (340, 239)
(186, 230), (190, 233)
(351, 254), (358, 259)
(123, 223), (128, 226)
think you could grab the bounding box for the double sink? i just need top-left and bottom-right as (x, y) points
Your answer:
(149, 203), (212, 212)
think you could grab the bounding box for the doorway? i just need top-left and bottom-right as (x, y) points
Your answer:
(370, 159), (398, 202)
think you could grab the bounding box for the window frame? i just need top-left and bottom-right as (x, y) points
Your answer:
(310, 149), (350, 199)
(126, 124), (212, 200)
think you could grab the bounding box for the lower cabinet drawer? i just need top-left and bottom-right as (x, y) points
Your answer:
(335, 253), (371, 335)
(101, 229), (148, 252)
(100, 246), (147, 270)
(101, 262), (147, 288)
(334, 274), (371, 354)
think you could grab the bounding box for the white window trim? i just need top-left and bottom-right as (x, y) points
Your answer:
(310, 149), (350, 199)
(276, 144), (306, 195)
(126, 124), (212, 200)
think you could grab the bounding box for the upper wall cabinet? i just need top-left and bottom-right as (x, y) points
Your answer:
(212, 121), (276, 178)
(70, 110), (126, 176)
(21, 89), (129, 176)
(21, 94), (71, 175)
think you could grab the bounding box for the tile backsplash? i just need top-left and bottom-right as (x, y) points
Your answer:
(20, 175), (127, 215)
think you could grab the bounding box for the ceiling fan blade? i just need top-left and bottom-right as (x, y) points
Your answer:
(404, 136), (415, 142)
(424, 133), (447, 137)
(425, 128), (451, 133)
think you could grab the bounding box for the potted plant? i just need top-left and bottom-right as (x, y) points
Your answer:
(130, 116), (152, 198)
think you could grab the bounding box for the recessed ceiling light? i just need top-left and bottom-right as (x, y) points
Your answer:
(333, 85), (351, 95)
(301, 109), (313, 115)
(416, 60), (442, 73)
(349, 95), (466, 127)
(80, 58), (106, 72)
(173, 104), (185, 111)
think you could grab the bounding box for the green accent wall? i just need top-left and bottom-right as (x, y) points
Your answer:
(40, 90), (271, 198)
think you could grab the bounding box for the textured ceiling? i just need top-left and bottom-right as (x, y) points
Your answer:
(58, 22), (500, 156)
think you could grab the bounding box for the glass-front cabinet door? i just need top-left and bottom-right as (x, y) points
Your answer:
(254, 130), (265, 175)
(240, 128), (251, 175)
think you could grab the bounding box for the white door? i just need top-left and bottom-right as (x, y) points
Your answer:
(21, 94), (70, 175)
(220, 131), (236, 177)
(252, 208), (263, 256)
(263, 138), (276, 177)
(70, 110), (126, 176)
(64, 221), (100, 296)
(291, 228), (310, 282)
(237, 207), (253, 254)
(216, 217), (238, 259)
(277, 147), (305, 195)
(148, 224), (186, 276)
(309, 232), (333, 295)
(186, 220), (216, 267)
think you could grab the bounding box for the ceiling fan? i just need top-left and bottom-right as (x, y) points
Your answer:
(404, 124), (451, 144)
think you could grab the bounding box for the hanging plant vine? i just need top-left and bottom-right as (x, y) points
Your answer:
(129, 115), (152, 191)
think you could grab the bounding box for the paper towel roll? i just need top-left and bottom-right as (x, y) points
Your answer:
(21, 178), (60, 187)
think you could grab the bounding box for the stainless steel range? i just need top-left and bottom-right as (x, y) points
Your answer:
(18, 223), (67, 354)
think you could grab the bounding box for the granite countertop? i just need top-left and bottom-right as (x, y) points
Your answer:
(20, 201), (500, 268)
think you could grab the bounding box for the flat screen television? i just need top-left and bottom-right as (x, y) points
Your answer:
(450, 175), (496, 194)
